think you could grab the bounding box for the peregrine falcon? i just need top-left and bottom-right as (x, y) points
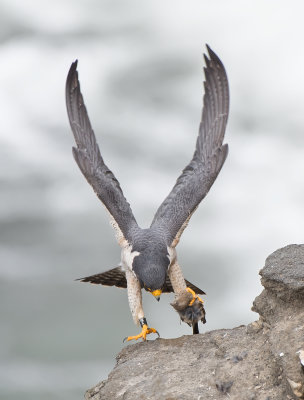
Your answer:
(66, 45), (229, 341)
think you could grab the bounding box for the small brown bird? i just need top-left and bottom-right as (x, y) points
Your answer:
(171, 291), (206, 334)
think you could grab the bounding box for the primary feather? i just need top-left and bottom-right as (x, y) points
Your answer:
(66, 61), (138, 245)
(151, 45), (229, 247)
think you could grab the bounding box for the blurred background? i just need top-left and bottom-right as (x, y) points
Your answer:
(1, 0), (304, 399)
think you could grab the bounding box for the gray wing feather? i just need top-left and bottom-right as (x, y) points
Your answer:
(66, 61), (138, 243)
(151, 45), (229, 246)
(78, 267), (205, 294)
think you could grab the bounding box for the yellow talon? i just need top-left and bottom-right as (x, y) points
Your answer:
(186, 287), (204, 306)
(123, 324), (159, 342)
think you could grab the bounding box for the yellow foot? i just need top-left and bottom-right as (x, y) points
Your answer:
(186, 287), (204, 306)
(123, 324), (160, 342)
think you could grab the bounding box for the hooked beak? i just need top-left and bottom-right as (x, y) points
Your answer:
(151, 289), (162, 302)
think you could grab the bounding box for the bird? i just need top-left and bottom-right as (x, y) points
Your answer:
(65, 44), (229, 342)
(170, 291), (206, 334)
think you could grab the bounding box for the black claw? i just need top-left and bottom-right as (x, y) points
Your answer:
(123, 336), (128, 343)
(155, 330), (160, 338)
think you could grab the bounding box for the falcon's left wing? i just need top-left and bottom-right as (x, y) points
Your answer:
(151, 45), (229, 248)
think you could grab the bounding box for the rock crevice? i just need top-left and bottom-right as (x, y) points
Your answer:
(86, 244), (304, 400)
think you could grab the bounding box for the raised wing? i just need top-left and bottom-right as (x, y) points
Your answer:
(151, 45), (229, 247)
(78, 266), (205, 294)
(66, 61), (138, 246)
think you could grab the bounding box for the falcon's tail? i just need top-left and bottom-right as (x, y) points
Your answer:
(77, 267), (205, 295)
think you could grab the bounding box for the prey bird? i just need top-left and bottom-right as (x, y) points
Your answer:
(66, 45), (229, 341)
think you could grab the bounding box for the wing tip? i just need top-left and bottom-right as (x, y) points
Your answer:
(66, 60), (80, 118)
(204, 44), (228, 82)
(67, 60), (78, 83)
(70, 59), (78, 73)
(205, 43), (215, 58)
(205, 44), (222, 65)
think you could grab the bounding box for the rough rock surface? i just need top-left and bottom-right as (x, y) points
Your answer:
(85, 244), (304, 400)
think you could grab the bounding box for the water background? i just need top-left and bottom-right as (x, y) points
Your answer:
(1, 1), (304, 399)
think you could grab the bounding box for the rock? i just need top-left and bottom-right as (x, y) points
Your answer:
(252, 245), (304, 399)
(85, 244), (304, 400)
(259, 244), (304, 301)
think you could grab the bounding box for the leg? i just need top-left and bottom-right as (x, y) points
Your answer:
(168, 260), (187, 294)
(125, 269), (144, 325)
(169, 260), (203, 304)
(124, 269), (159, 342)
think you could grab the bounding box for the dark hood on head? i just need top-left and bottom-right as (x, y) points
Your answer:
(132, 250), (169, 291)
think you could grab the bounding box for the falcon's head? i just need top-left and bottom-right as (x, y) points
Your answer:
(132, 250), (169, 301)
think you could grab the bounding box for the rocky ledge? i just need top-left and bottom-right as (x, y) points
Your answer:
(85, 244), (304, 400)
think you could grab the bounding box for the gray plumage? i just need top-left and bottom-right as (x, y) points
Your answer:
(66, 45), (229, 336)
